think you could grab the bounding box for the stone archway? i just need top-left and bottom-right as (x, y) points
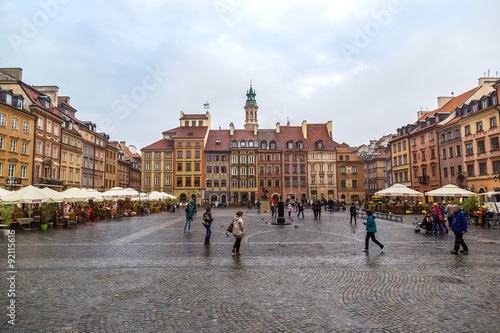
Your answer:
(180, 193), (187, 202)
(210, 194), (218, 203)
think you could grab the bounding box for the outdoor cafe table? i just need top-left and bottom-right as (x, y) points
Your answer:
(15, 218), (33, 229)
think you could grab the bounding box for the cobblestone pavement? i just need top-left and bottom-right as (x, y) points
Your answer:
(1, 207), (499, 332)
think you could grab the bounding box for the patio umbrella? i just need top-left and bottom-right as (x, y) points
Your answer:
(374, 183), (424, 197)
(40, 187), (65, 203)
(1, 185), (52, 204)
(425, 184), (476, 197)
(0, 188), (11, 200)
(162, 192), (177, 199)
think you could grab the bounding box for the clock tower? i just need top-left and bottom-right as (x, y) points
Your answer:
(244, 82), (259, 131)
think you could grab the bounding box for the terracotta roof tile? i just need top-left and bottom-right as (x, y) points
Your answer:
(142, 139), (174, 150)
(205, 130), (231, 151)
(306, 124), (339, 150)
(19, 82), (64, 120)
(231, 130), (257, 141)
(257, 130), (280, 149)
(277, 126), (306, 150)
(125, 146), (141, 158)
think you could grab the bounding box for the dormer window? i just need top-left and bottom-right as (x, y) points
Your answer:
(248, 141), (254, 147)
(270, 140), (276, 149)
(216, 140), (221, 145)
(232, 140), (238, 147)
(261, 141), (267, 149)
(287, 141), (293, 149)
(315, 140), (323, 148)
(493, 95), (498, 105)
(472, 104), (479, 112)
(17, 99), (23, 109)
(297, 141), (303, 149)
(240, 140), (246, 147)
(482, 99), (489, 109)
(6, 94), (12, 105)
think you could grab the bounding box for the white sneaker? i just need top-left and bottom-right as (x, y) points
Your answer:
(380, 246), (385, 253)
(362, 249), (369, 252)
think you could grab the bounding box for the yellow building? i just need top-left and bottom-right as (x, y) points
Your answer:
(141, 136), (174, 194)
(389, 125), (415, 187)
(59, 122), (82, 189)
(0, 88), (36, 190)
(306, 122), (338, 201)
(229, 124), (258, 205)
(105, 142), (119, 190)
(459, 84), (500, 193)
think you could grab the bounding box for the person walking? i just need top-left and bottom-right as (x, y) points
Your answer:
(431, 203), (444, 234)
(256, 199), (261, 214)
(184, 203), (194, 232)
(297, 201), (305, 218)
(202, 206), (213, 246)
(362, 209), (384, 253)
(440, 203), (449, 233)
(349, 203), (357, 224)
(287, 203), (293, 218)
(450, 205), (468, 254)
(445, 201), (453, 230)
(231, 211), (245, 255)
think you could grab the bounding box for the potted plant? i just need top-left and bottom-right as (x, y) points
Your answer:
(94, 207), (101, 221)
(40, 205), (51, 230)
(1, 204), (13, 236)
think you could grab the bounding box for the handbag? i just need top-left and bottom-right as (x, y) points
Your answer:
(227, 222), (233, 233)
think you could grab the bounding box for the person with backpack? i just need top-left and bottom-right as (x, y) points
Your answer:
(450, 205), (468, 254)
(362, 209), (384, 253)
(202, 206), (213, 246)
(184, 203), (194, 232)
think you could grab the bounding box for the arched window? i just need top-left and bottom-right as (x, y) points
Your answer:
(250, 111), (253, 119)
(240, 140), (246, 147)
(270, 141), (276, 149)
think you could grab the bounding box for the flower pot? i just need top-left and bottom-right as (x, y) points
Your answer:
(41, 224), (48, 231)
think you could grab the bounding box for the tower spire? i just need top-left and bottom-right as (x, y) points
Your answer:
(244, 81), (259, 131)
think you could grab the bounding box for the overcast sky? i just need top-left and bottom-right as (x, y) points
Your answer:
(1, 0), (499, 149)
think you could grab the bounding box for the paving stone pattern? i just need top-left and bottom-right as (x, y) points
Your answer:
(1, 207), (499, 332)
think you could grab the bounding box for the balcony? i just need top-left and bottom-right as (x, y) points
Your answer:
(417, 175), (429, 184)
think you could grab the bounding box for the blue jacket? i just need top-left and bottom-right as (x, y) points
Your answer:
(451, 209), (467, 232)
(365, 215), (377, 233)
(185, 205), (194, 218)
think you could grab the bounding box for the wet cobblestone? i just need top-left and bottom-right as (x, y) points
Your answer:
(1, 208), (499, 332)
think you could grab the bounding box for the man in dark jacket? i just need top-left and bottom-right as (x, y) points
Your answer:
(349, 203), (357, 224)
(450, 205), (468, 254)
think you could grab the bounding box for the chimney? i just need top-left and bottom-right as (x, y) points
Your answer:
(0, 68), (23, 81)
(301, 120), (307, 139)
(229, 122), (235, 135)
(33, 86), (59, 107)
(253, 124), (258, 135)
(276, 122), (280, 133)
(417, 111), (430, 120)
(437, 96), (453, 109)
(59, 96), (71, 105)
(326, 121), (333, 139)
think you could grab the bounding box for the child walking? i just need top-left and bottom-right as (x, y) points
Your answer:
(362, 209), (384, 253)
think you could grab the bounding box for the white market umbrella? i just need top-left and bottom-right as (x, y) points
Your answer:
(0, 188), (11, 199)
(148, 191), (165, 200)
(375, 183), (424, 197)
(1, 185), (52, 204)
(162, 192), (176, 199)
(40, 187), (65, 203)
(425, 184), (476, 197)
(102, 188), (138, 199)
(62, 188), (103, 202)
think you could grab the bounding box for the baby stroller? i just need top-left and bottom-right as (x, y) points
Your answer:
(414, 214), (433, 233)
